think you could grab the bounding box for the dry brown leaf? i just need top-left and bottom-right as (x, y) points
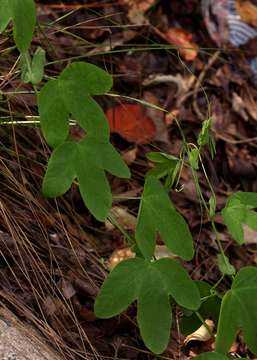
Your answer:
(143, 91), (169, 143)
(107, 244), (176, 270)
(107, 248), (135, 270)
(164, 28), (199, 61)
(184, 320), (215, 345)
(232, 92), (249, 121)
(243, 224), (257, 244)
(236, 0), (257, 27)
(122, 147), (138, 165)
(122, 0), (155, 24)
(242, 93), (257, 121)
(154, 245), (176, 259)
(232, 92), (257, 121)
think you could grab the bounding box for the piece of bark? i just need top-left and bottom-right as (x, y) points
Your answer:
(0, 308), (61, 360)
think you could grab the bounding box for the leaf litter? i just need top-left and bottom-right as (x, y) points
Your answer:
(0, 0), (257, 359)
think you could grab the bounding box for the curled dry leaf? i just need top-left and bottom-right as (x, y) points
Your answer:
(107, 247), (135, 270)
(143, 91), (168, 143)
(106, 104), (156, 144)
(184, 319), (215, 345)
(164, 28), (199, 61)
(122, 147), (138, 165)
(105, 206), (137, 231)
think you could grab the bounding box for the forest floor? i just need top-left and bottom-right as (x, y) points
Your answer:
(0, 0), (257, 359)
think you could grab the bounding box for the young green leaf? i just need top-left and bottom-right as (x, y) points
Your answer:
(194, 352), (228, 360)
(197, 117), (212, 147)
(189, 148), (199, 170)
(31, 47), (45, 84)
(136, 176), (193, 260)
(146, 151), (179, 180)
(222, 192), (257, 245)
(0, 0), (36, 53)
(95, 257), (200, 354)
(146, 152), (178, 163)
(215, 266), (257, 355)
(209, 195), (216, 218)
(21, 47), (45, 84)
(20, 52), (32, 83)
(42, 139), (130, 221)
(217, 254), (235, 276)
(234, 191), (257, 208)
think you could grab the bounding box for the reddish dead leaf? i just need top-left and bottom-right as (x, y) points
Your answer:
(164, 28), (199, 61)
(106, 104), (156, 144)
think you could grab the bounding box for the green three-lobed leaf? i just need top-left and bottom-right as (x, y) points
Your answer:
(0, 0), (36, 53)
(215, 266), (257, 355)
(135, 176), (194, 260)
(39, 62), (130, 220)
(42, 139), (130, 221)
(95, 257), (200, 354)
(38, 62), (112, 148)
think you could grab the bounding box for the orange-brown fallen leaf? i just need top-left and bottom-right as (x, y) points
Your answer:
(164, 28), (199, 61)
(236, 0), (257, 27)
(106, 104), (156, 144)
